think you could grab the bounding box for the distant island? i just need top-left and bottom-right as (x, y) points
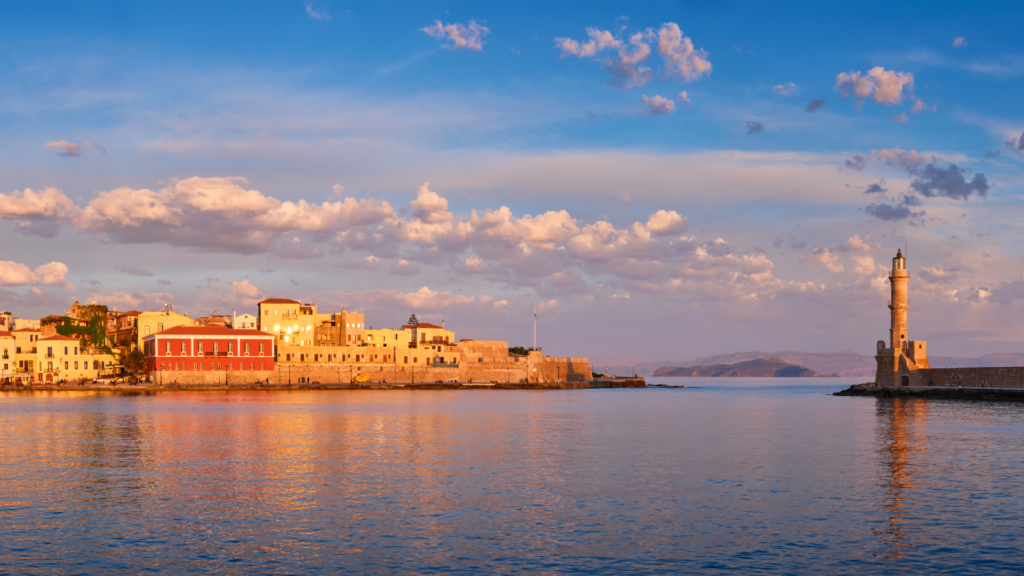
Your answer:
(653, 357), (817, 378)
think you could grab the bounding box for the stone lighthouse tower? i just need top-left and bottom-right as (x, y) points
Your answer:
(889, 249), (909, 350)
(874, 249), (929, 388)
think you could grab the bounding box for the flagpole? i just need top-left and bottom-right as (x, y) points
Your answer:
(533, 307), (537, 351)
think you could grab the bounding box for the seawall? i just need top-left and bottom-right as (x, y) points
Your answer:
(1, 377), (645, 393)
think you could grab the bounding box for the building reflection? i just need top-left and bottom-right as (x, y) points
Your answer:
(874, 397), (928, 561)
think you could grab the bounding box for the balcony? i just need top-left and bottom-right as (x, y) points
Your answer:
(203, 352), (230, 357)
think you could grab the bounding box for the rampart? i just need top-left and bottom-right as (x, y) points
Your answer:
(151, 353), (592, 385)
(908, 367), (1024, 389)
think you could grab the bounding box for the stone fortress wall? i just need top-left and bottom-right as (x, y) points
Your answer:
(152, 343), (592, 385)
(875, 251), (1024, 390)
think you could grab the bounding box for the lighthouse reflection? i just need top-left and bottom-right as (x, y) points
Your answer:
(874, 397), (928, 561)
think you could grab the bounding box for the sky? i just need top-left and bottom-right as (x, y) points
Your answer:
(1, 1), (1023, 362)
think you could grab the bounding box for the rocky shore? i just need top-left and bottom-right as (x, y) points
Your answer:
(0, 377), (646, 394)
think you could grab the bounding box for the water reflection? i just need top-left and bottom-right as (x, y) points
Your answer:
(874, 397), (928, 560)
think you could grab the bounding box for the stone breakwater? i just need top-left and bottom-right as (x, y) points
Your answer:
(1, 377), (646, 393)
(835, 382), (1024, 400)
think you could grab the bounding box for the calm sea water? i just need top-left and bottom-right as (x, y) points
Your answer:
(2, 377), (1023, 574)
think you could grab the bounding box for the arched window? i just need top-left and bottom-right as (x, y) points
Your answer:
(901, 375), (910, 387)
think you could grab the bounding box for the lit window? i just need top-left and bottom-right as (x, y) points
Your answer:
(145, 326), (151, 335)
(158, 323), (164, 331)
(166, 342), (171, 355)
(181, 342), (187, 354)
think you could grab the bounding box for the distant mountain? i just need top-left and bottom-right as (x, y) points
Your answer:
(654, 357), (817, 378)
(631, 351), (1024, 378)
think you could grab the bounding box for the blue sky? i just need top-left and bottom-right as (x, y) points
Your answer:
(1, 1), (1023, 361)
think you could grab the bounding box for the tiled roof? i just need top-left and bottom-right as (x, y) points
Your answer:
(259, 298), (300, 304)
(12, 328), (40, 333)
(39, 335), (80, 341)
(149, 325), (273, 337)
(404, 322), (442, 329)
(117, 310), (142, 317)
(0, 331), (12, 337)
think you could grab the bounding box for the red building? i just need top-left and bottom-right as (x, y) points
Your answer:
(143, 325), (276, 373)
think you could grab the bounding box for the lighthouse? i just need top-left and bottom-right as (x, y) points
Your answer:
(874, 249), (929, 388)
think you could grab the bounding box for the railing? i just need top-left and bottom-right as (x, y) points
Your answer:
(204, 352), (229, 357)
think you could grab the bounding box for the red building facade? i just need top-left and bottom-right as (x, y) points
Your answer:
(143, 325), (276, 373)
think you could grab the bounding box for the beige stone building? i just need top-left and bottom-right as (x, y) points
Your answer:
(137, 310), (194, 349)
(257, 298), (318, 348)
(12, 328), (41, 380)
(364, 328), (410, 349)
(0, 330), (13, 379)
(34, 335), (115, 383)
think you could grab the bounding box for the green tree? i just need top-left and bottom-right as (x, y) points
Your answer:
(509, 346), (536, 356)
(407, 314), (419, 325)
(123, 349), (147, 380)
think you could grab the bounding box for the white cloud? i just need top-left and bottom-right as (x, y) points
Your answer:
(304, 1), (330, 20)
(773, 82), (798, 96)
(656, 23), (712, 82)
(409, 182), (452, 223)
(554, 22), (710, 89)
(421, 20), (489, 51)
(43, 140), (101, 157)
(555, 28), (621, 57)
(641, 94), (676, 115)
(645, 210), (686, 235)
(953, 36), (967, 47)
(678, 91), (690, 105)
(801, 247), (845, 273)
(0, 261), (68, 287)
(332, 184), (345, 195)
(232, 279), (262, 299)
(34, 262), (68, 285)
(909, 98), (937, 114)
(835, 67), (914, 105)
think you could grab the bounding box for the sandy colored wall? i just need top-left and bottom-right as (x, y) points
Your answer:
(911, 367), (1024, 389)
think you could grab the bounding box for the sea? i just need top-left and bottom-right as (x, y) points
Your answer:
(1, 377), (1022, 574)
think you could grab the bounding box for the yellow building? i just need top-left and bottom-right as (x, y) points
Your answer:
(35, 335), (115, 383)
(404, 322), (456, 348)
(13, 328), (41, 381)
(364, 328), (410, 348)
(257, 298), (317, 348)
(137, 309), (194, 349)
(0, 330), (14, 379)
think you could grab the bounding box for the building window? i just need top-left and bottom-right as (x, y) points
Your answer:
(229, 363), (233, 370)
(213, 342), (219, 355)
(217, 363), (221, 370)
(245, 342), (250, 354)
(64, 346), (68, 355)
(74, 347), (78, 355)
(166, 342), (171, 355)
(198, 342), (204, 354)
(145, 326), (151, 335)
(259, 342), (265, 354)
(64, 361), (69, 369)
(228, 342), (234, 355)
(158, 323), (164, 332)
(181, 342), (187, 354)
(193, 363), (198, 370)
(260, 363), (265, 370)
(47, 347), (53, 358)
(275, 310), (279, 315)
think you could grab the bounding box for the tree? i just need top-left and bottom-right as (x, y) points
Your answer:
(123, 349), (147, 380)
(407, 314), (419, 325)
(509, 346), (536, 356)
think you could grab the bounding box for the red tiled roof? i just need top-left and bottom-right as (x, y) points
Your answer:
(259, 298), (300, 304)
(0, 331), (12, 337)
(148, 325), (273, 337)
(117, 310), (142, 317)
(404, 322), (442, 329)
(12, 328), (40, 332)
(39, 335), (80, 341)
